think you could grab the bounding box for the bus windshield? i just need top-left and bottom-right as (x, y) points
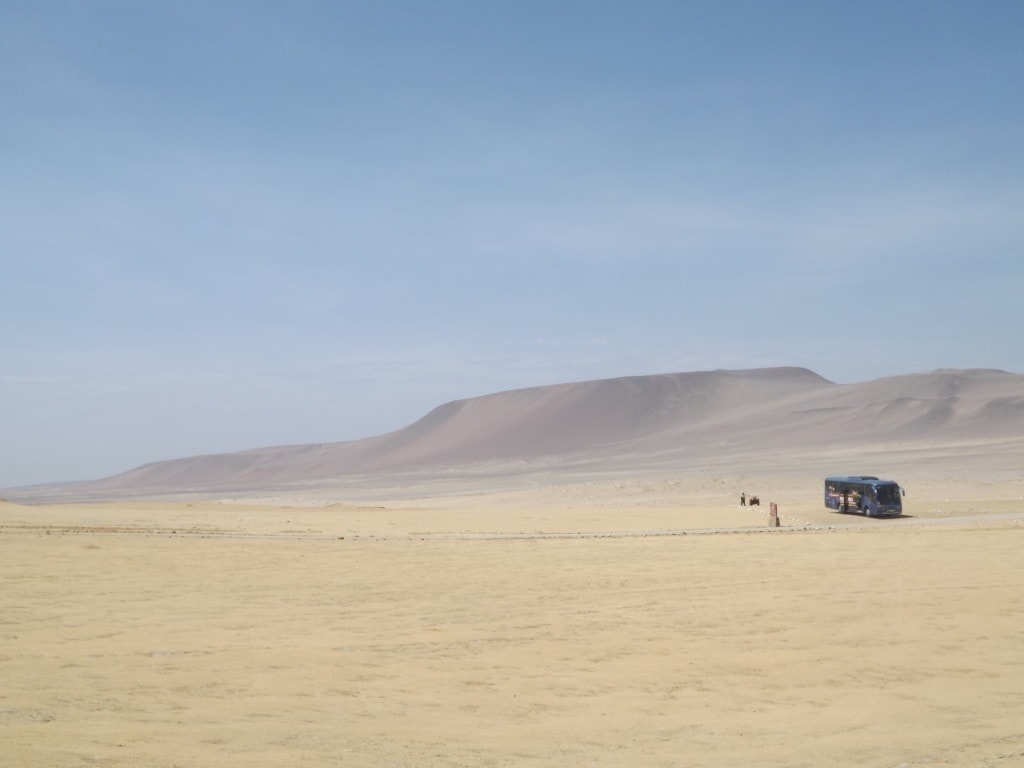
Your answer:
(876, 484), (900, 505)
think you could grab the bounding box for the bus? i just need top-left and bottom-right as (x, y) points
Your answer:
(824, 476), (904, 518)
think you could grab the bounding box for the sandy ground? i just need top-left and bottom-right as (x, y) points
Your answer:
(3, 473), (1024, 767)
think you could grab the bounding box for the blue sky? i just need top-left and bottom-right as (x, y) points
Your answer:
(3, 1), (1023, 487)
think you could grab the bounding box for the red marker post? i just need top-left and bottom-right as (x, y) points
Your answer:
(769, 502), (780, 527)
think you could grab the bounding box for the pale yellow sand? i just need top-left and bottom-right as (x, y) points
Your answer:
(3, 475), (1023, 767)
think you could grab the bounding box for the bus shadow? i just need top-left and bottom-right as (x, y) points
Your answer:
(835, 513), (914, 520)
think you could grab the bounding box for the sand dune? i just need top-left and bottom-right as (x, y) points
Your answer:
(6, 367), (1023, 503)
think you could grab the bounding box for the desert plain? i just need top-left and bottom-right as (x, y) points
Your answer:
(3, 467), (1024, 768)
(3, 368), (1024, 767)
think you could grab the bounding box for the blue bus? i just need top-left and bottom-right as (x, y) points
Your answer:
(825, 476), (904, 518)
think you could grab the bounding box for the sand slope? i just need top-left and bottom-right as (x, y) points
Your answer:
(6, 367), (1024, 503)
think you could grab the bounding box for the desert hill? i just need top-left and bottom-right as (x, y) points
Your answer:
(7, 367), (1024, 503)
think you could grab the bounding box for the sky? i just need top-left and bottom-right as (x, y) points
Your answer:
(2, 0), (1023, 487)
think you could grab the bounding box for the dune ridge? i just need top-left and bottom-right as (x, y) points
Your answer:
(7, 366), (1023, 503)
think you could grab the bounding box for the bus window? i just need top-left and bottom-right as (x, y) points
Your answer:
(877, 485), (899, 504)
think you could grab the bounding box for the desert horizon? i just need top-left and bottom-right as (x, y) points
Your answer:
(8, 2), (1023, 764)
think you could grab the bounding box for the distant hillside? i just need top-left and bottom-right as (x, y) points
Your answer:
(7, 367), (1024, 502)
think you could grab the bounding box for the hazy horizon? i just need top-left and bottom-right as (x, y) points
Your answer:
(6, 365), (1023, 503)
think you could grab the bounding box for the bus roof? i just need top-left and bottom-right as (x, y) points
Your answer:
(825, 475), (898, 485)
